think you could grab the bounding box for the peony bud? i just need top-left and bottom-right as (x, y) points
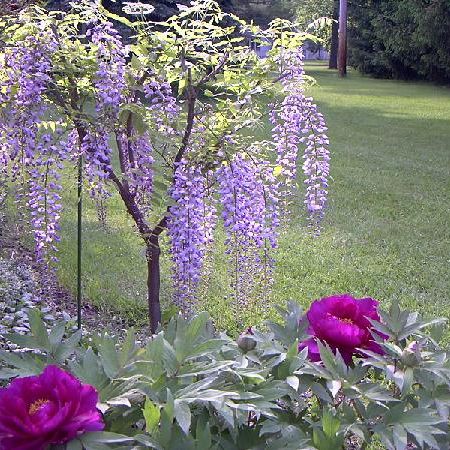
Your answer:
(237, 327), (256, 352)
(401, 341), (422, 367)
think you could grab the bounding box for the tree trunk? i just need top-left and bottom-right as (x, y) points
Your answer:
(329, 0), (339, 69)
(146, 235), (162, 334)
(338, 0), (348, 77)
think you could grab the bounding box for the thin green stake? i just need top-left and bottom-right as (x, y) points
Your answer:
(77, 155), (83, 330)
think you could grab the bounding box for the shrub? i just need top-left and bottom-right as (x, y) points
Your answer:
(349, 0), (450, 83)
(0, 300), (449, 449)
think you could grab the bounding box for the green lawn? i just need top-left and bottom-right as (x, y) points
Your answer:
(57, 62), (450, 333)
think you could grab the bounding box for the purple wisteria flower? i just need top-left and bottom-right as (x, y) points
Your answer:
(128, 132), (154, 213)
(271, 48), (330, 232)
(81, 21), (127, 203)
(217, 152), (279, 311)
(89, 21), (126, 118)
(0, 31), (68, 261)
(298, 294), (386, 364)
(144, 78), (180, 135)
(0, 365), (104, 450)
(168, 159), (217, 312)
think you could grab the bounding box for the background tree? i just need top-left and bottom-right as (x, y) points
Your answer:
(338, 0), (347, 77)
(329, 0), (339, 69)
(0, 1), (330, 332)
(282, 0), (336, 64)
(349, 0), (450, 83)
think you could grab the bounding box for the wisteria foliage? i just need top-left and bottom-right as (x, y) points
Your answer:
(0, 5), (330, 318)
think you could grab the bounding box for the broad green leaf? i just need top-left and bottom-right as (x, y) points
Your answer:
(196, 418), (212, 449)
(80, 432), (134, 444)
(174, 399), (191, 434)
(48, 321), (66, 348)
(66, 439), (83, 450)
(322, 409), (340, 439)
(98, 336), (121, 379)
(143, 398), (160, 434)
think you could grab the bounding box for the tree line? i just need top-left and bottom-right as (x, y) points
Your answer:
(349, 0), (450, 83)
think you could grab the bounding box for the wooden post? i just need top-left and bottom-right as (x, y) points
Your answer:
(338, 0), (348, 77)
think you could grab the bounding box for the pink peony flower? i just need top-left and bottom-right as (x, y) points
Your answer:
(298, 294), (386, 364)
(0, 365), (104, 450)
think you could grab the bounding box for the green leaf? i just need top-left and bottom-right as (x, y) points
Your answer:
(174, 399), (191, 434)
(393, 424), (407, 450)
(48, 321), (66, 348)
(69, 348), (108, 391)
(0, 351), (45, 378)
(54, 329), (82, 362)
(66, 440), (83, 450)
(318, 341), (337, 371)
(134, 434), (163, 449)
(80, 431), (134, 445)
(178, 78), (186, 94)
(326, 379), (341, 398)
(98, 5), (134, 28)
(29, 309), (50, 349)
(196, 418), (212, 449)
(311, 382), (333, 403)
(322, 409), (340, 439)
(286, 375), (299, 391)
(98, 335), (121, 379)
(143, 398), (160, 434)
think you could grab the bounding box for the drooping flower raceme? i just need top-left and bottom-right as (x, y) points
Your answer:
(144, 78), (180, 135)
(217, 152), (277, 310)
(89, 21), (126, 119)
(270, 48), (330, 232)
(298, 294), (386, 364)
(82, 21), (127, 201)
(27, 133), (65, 261)
(128, 132), (154, 213)
(300, 98), (330, 231)
(168, 159), (217, 312)
(0, 365), (104, 450)
(0, 32), (67, 261)
(0, 33), (55, 167)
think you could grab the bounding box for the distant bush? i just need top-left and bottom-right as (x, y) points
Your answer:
(0, 299), (449, 449)
(349, 0), (450, 83)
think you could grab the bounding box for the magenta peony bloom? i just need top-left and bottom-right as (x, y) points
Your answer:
(298, 294), (385, 364)
(0, 365), (104, 450)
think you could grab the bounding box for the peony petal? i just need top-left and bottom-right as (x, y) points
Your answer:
(313, 315), (366, 348)
(298, 338), (321, 362)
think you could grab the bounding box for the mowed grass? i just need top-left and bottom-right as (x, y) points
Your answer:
(57, 62), (450, 333)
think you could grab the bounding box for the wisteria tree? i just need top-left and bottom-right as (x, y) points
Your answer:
(0, 0), (330, 332)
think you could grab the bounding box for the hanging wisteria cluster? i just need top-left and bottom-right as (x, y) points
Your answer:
(82, 22), (127, 200)
(127, 132), (154, 213)
(144, 79), (180, 135)
(0, 31), (65, 261)
(167, 159), (217, 312)
(271, 48), (330, 232)
(215, 152), (279, 313)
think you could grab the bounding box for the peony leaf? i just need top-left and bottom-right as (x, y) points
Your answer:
(66, 440), (83, 450)
(196, 418), (212, 449)
(97, 335), (121, 379)
(322, 409), (340, 439)
(143, 398), (160, 434)
(326, 380), (341, 399)
(286, 375), (299, 391)
(80, 431), (135, 445)
(174, 399), (191, 434)
(393, 424), (407, 450)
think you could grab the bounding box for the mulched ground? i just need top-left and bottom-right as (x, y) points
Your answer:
(0, 213), (151, 350)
